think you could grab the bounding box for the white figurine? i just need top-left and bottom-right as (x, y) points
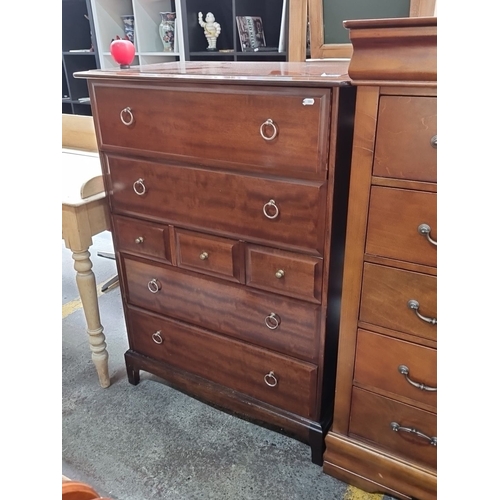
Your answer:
(198, 12), (221, 51)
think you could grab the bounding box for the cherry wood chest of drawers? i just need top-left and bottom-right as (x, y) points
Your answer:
(322, 18), (438, 500)
(76, 61), (356, 464)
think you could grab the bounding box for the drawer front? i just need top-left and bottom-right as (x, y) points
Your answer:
(366, 187), (437, 267)
(350, 387), (437, 469)
(107, 156), (327, 254)
(123, 257), (321, 362)
(354, 329), (437, 410)
(175, 228), (244, 283)
(113, 215), (171, 263)
(127, 308), (318, 418)
(359, 263), (437, 341)
(374, 96), (437, 183)
(246, 244), (323, 303)
(93, 83), (331, 178)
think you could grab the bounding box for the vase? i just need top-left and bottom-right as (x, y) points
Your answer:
(121, 15), (135, 44)
(159, 12), (176, 52)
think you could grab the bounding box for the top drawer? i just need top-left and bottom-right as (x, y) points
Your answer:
(91, 83), (332, 179)
(374, 96), (437, 183)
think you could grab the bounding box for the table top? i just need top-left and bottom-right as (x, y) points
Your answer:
(62, 149), (105, 207)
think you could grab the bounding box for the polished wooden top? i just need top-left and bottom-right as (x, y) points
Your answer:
(74, 60), (352, 87)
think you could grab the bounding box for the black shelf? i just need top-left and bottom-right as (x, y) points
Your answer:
(62, 0), (100, 116)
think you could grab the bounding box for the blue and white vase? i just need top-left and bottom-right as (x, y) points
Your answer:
(159, 12), (176, 52)
(121, 15), (135, 44)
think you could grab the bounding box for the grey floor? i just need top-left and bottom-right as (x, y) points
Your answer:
(62, 230), (396, 500)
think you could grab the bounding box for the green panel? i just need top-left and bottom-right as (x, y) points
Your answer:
(323, 0), (411, 44)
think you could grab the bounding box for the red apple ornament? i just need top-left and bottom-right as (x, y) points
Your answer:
(110, 39), (135, 69)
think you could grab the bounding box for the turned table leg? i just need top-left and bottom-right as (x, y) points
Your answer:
(72, 249), (110, 388)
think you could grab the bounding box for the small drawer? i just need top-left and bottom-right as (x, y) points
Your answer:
(127, 308), (319, 419)
(374, 96), (437, 183)
(349, 387), (437, 469)
(245, 245), (323, 303)
(354, 329), (437, 410)
(175, 228), (244, 283)
(93, 82), (331, 179)
(113, 215), (171, 263)
(123, 257), (321, 362)
(359, 263), (437, 342)
(366, 186), (437, 267)
(106, 156), (327, 255)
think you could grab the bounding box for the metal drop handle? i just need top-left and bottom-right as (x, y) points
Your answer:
(430, 135), (437, 148)
(135, 237), (144, 244)
(264, 371), (278, 387)
(390, 422), (437, 446)
(264, 313), (281, 330)
(199, 252), (209, 260)
(152, 331), (163, 344)
(133, 178), (147, 196)
(275, 269), (285, 279)
(407, 300), (437, 325)
(418, 224), (437, 246)
(398, 365), (437, 392)
(260, 119), (278, 141)
(120, 107), (134, 126)
(263, 199), (279, 219)
(147, 278), (161, 294)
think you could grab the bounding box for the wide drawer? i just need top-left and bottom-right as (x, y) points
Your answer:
(349, 387), (437, 469)
(175, 228), (244, 283)
(92, 83), (331, 179)
(354, 329), (437, 410)
(123, 257), (321, 363)
(246, 244), (323, 303)
(106, 156), (327, 254)
(374, 96), (437, 183)
(127, 307), (318, 419)
(113, 215), (171, 263)
(366, 186), (437, 267)
(359, 263), (437, 341)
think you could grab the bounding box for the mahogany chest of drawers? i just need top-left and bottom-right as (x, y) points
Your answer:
(322, 18), (437, 499)
(77, 61), (356, 464)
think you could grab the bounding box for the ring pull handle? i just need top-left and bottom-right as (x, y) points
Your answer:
(260, 119), (278, 141)
(417, 223), (437, 246)
(133, 178), (147, 196)
(152, 331), (163, 344)
(430, 135), (437, 148)
(135, 237), (144, 244)
(407, 300), (437, 325)
(390, 422), (437, 446)
(264, 371), (278, 387)
(199, 251), (209, 260)
(263, 199), (279, 219)
(120, 107), (134, 126)
(147, 278), (161, 294)
(398, 365), (437, 392)
(264, 313), (281, 330)
(275, 269), (285, 279)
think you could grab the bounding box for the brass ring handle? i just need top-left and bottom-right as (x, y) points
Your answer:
(135, 237), (144, 244)
(120, 107), (134, 126)
(263, 199), (279, 219)
(133, 178), (146, 196)
(260, 119), (278, 141)
(417, 224), (437, 246)
(407, 300), (437, 325)
(264, 313), (281, 330)
(430, 135), (437, 148)
(152, 331), (163, 344)
(199, 252), (209, 260)
(147, 278), (161, 294)
(398, 365), (437, 392)
(390, 422), (437, 446)
(275, 270), (285, 279)
(264, 371), (278, 387)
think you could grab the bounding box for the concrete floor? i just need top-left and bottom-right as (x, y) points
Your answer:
(62, 230), (396, 500)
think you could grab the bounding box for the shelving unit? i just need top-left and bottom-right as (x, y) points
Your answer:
(62, 0), (100, 115)
(90, 0), (185, 69)
(182, 0), (288, 62)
